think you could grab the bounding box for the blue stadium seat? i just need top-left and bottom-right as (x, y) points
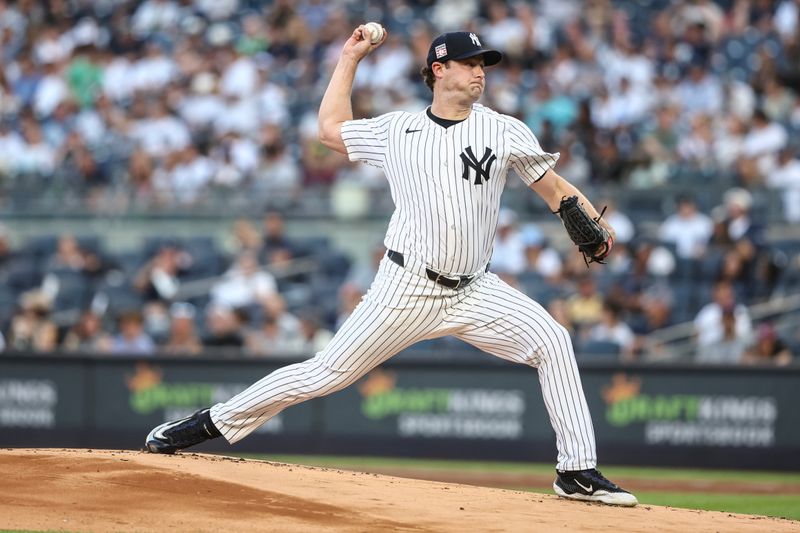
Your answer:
(577, 340), (621, 359)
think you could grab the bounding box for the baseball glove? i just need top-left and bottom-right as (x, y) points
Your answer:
(554, 195), (613, 265)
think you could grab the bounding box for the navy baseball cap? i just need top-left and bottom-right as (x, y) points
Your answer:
(426, 31), (502, 68)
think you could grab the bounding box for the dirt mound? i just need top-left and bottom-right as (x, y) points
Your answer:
(0, 449), (795, 533)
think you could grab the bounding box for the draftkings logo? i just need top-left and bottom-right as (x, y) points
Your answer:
(357, 369), (525, 439)
(601, 373), (777, 448)
(126, 363), (213, 415)
(124, 363), (284, 432)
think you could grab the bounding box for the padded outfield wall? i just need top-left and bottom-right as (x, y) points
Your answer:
(0, 353), (797, 470)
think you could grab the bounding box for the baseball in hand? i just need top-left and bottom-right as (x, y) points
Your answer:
(364, 22), (385, 44)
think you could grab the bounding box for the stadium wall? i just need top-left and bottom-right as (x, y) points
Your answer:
(1, 354), (797, 470)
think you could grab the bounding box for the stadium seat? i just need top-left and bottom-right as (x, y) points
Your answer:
(577, 340), (621, 359)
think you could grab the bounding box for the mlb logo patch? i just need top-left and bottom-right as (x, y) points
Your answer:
(435, 43), (447, 59)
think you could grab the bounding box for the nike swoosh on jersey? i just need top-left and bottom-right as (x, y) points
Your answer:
(405, 128), (422, 133)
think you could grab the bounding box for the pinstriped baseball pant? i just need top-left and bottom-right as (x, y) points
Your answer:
(210, 256), (597, 471)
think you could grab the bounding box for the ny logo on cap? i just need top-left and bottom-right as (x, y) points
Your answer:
(460, 146), (497, 185)
(469, 33), (481, 47)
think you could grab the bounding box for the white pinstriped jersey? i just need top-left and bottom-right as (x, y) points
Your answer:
(341, 103), (559, 275)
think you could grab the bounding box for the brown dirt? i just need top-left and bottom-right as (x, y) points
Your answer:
(0, 449), (797, 533)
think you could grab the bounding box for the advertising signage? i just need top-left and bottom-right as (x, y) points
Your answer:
(585, 371), (795, 451)
(0, 355), (798, 469)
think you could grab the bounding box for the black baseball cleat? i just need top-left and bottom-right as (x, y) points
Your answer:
(553, 468), (638, 507)
(145, 408), (222, 454)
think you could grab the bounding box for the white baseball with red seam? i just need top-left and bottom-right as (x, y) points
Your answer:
(364, 22), (384, 44)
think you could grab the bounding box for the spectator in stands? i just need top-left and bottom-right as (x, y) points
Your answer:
(677, 113), (715, 170)
(658, 194), (714, 259)
(202, 304), (245, 349)
(162, 302), (202, 356)
(210, 251), (278, 310)
(127, 159), (157, 207)
(129, 98), (190, 159)
(713, 114), (748, 170)
(346, 242), (386, 292)
(676, 62), (723, 119)
(259, 210), (300, 264)
(491, 208), (525, 276)
(8, 53), (40, 108)
(231, 218), (262, 255)
(766, 147), (800, 223)
(7, 290), (58, 352)
(134, 242), (192, 303)
(0, 224), (13, 275)
(301, 132), (347, 187)
(740, 108), (788, 177)
(253, 124), (301, 205)
(249, 288), (304, 354)
(743, 323), (793, 366)
(598, 199), (634, 245)
(62, 309), (106, 352)
(694, 280), (753, 348)
(46, 234), (86, 272)
(16, 118), (56, 176)
(520, 224), (563, 282)
(566, 275), (603, 335)
(335, 282), (364, 330)
(297, 310), (334, 354)
(634, 104), (679, 186)
(628, 284), (674, 355)
(761, 75), (795, 122)
(710, 189), (763, 279)
(108, 310), (155, 355)
(547, 297), (575, 339)
(695, 307), (750, 364)
(715, 247), (751, 299)
(584, 300), (635, 360)
(245, 310), (302, 358)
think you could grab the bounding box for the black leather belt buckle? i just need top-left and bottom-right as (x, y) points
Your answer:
(425, 268), (473, 289)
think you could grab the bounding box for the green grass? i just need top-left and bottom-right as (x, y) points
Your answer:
(633, 492), (800, 521)
(242, 454), (800, 484)
(233, 454), (800, 520)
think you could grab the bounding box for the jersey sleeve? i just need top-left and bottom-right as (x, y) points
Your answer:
(506, 117), (560, 186)
(340, 112), (398, 169)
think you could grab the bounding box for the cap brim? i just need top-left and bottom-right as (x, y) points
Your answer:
(450, 49), (502, 66)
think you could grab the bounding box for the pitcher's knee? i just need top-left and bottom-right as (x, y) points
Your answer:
(534, 323), (576, 364)
(295, 356), (361, 398)
(556, 323), (574, 348)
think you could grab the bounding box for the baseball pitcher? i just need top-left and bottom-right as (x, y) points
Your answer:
(146, 26), (635, 507)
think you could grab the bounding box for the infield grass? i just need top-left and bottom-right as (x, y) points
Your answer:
(238, 454), (800, 521)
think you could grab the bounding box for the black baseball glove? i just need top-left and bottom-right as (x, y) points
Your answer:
(554, 195), (613, 265)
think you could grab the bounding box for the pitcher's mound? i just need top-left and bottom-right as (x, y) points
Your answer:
(0, 449), (794, 532)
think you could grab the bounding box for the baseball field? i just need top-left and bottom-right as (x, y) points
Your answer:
(1, 449), (798, 532)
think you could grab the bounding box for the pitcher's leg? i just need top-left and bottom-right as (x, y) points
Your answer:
(451, 273), (597, 471)
(211, 280), (442, 443)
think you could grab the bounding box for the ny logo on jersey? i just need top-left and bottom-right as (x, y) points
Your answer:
(460, 146), (497, 185)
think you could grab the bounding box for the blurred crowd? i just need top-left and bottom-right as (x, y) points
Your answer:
(0, 212), (345, 358)
(487, 185), (799, 365)
(0, 0), (799, 218)
(0, 0), (798, 365)
(0, 195), (797, 365)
